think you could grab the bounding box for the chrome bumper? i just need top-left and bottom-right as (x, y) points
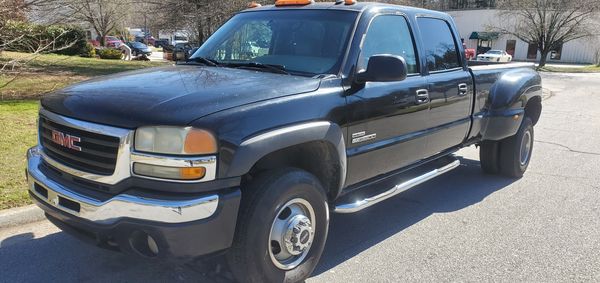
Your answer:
(27, 146), (219, 224)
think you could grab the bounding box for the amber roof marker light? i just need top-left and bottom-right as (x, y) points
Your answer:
(275, 0), (314, 6)
(345, 0), (357, 5)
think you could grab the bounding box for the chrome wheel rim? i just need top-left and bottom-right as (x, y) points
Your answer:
(520, 130), (532, 165)
(268, 198), (315, 270)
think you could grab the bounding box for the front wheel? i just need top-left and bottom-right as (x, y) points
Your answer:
(227, 168), (329, 283)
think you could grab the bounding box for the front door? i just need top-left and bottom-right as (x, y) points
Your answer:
(344, 13), (430, 186)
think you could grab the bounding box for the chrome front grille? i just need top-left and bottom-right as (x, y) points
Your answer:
(36, 108), (217, 185)
(39, 116), (120, 175)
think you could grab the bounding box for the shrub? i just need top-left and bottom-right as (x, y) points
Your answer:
(80, 43), (96, 58)
(51, 25), (88, 56)
(98, 48), (123, 60)
(1, 21), (87, 55)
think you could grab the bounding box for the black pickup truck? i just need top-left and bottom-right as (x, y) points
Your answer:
(26, 1), (542, 282)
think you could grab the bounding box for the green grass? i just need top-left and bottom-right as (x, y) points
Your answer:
(0, 100), (39, 209)
(538, 65), (600, 73)
(0, 52), (167, 209)
(1, 51), (167, 99)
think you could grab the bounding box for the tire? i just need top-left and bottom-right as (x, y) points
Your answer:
(227, 168), (329, 283)
(479, 140), (500, 174)
(498, 117), (534, 177)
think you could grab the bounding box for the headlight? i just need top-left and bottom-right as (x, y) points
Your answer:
(134, 126), (217, 155)
(133, 126), (217, 181)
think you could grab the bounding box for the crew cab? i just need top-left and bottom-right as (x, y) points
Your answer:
(26, 1), (542, 282)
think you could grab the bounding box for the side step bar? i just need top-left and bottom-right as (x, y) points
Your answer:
(334, 159), (460, 213)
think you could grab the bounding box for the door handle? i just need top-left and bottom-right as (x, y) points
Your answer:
(458, 83), (468, 96)
(415, 89), (429, 104)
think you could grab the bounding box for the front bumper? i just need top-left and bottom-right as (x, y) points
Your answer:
(27, 146), (241, 259)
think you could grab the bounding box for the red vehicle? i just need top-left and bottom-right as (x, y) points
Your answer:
(465, 48), (476, 60)
(103, 36), (123, 48)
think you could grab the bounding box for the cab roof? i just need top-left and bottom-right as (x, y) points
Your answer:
(241, 1), (451, 20)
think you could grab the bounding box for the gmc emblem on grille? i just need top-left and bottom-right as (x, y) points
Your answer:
(51, 130), (82, 151)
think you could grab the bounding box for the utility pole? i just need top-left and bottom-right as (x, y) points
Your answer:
(144, 13), (148, 44)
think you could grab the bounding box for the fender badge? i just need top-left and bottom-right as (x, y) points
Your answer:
(352, 133), (376, 144)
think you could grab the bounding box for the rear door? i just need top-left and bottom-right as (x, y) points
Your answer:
(415, 17), (473, 156)
(344, 13), (430, 186)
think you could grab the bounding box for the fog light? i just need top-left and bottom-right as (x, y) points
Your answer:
(129, 230), (159, 257)
(147, 235), (159, 255)
(133, 163), (206, 180)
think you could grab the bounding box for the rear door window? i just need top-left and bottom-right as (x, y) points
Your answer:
(416, 17), (462, 72)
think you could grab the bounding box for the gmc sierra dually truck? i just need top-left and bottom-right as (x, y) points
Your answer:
(26, 1), (542, 282)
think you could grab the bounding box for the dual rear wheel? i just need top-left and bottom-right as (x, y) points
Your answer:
(480, 117), (534, 177)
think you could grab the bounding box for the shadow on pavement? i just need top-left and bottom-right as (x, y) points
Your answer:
(313, 157), (517, 275)
(0, 157), (516, 282)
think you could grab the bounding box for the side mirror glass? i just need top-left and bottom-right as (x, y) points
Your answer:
(355, 55), (408, 83)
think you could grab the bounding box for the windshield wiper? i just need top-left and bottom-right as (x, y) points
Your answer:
(185, 56), (220, 67)
(226, 62), (289, 75)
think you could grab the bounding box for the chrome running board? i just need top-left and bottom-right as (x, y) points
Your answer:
(334, 159), (460, 213)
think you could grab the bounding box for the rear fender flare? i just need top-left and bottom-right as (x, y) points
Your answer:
(481, 69), (542, 141)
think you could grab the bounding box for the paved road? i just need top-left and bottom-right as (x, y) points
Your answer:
(2, 72), (600, 282)
(148, 50), (166, 62)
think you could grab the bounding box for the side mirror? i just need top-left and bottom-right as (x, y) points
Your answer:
(355, 55), (408, 83)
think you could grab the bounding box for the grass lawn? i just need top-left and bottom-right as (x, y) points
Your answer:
(1, 51), (167, 99)
(539, 65), (600, 73)
(0, 100), (38, 209)
(0, 52), (167, 209)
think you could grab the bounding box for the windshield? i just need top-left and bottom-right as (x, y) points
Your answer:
(132, 42), (147, 48)
(191, 10), (357, 76)
(174, 36), (188, 41)
(486, 50), (502, 55)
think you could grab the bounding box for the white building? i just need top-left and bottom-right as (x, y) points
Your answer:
(448, 9), (600, 64)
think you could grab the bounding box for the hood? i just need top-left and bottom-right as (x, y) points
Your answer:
(41, 65), (321, 128)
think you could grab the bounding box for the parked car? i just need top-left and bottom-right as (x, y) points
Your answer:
(173, 43), (195, 61)
(145, 36), (156, 46)
(477, 50), (513, 62)
(26, 2), (541, 283)
(103, 36), (123, 48)
(154, 38), (169, 48)
(135, 35), (156, 46)
(126, 41), (152, 57)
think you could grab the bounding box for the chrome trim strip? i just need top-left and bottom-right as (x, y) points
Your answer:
(28, 146), (219, 224)
(131, 153), (217, 182)
(334, 159), (460, 213)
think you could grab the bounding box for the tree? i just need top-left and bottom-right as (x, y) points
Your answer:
(67, 0), (132, 46)
(1, 0), (84, 92)
(28, 0), (132, 46)
(146, 0), (248, 45)
(494, 0), (600, 67)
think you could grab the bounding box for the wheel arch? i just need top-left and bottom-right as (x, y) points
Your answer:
(480, 68), (542, 141)
(226, 122), (347, 200)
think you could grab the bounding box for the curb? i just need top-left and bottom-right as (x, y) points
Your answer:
(0, 205), (45, 229)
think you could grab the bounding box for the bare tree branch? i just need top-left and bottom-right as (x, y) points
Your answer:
(493, 0), (600, 67)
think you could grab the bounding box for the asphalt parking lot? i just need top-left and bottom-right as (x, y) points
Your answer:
(1, 72), (599, 282)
